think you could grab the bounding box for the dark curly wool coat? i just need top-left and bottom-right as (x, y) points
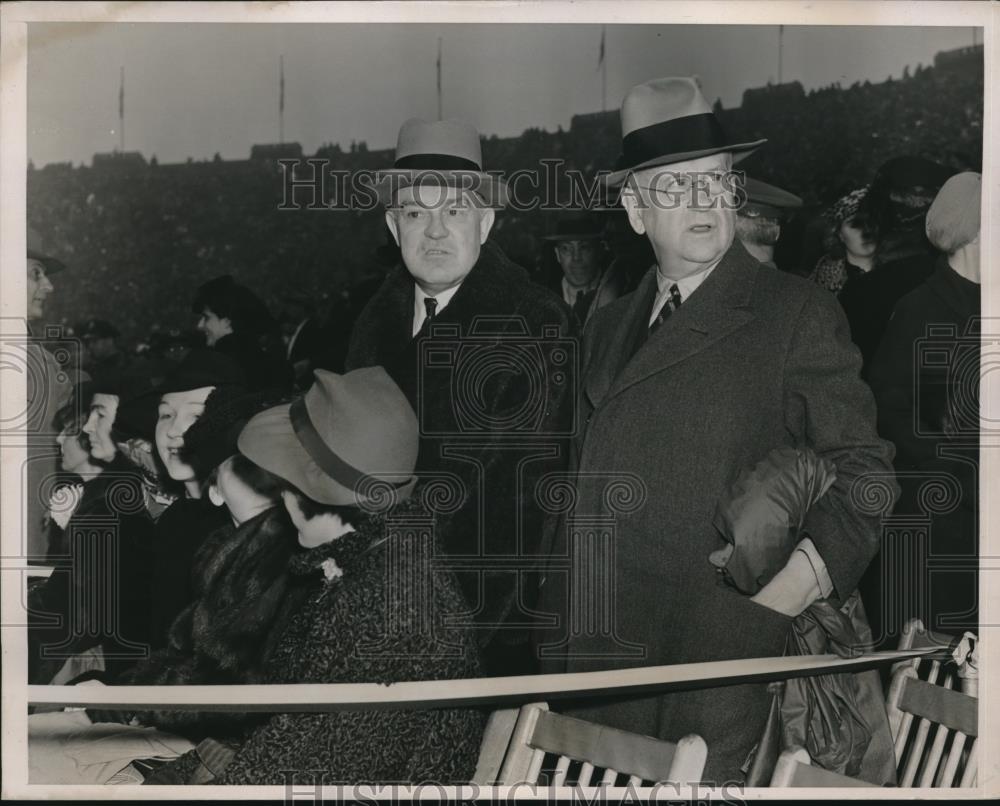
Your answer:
(346, 240), (575, 671)
(117, 505), (302, 738)
(207, 496), (486, 785)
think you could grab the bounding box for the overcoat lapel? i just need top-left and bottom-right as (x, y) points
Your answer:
(589, 241), (760, 407)
(584, 267), (658, 409)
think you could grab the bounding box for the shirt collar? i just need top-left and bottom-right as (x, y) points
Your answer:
(655, 257), (722, 302)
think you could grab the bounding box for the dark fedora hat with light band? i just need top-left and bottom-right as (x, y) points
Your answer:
(542, 212), (606, 241)
(605, 76), (766, 187)
(237, 367), (419, 509)
(375, 118), (508, 208)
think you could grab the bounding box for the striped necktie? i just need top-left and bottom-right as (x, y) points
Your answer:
(648, 282), (682, 335)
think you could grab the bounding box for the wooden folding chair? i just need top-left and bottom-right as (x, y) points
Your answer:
(473, 702), (706, 787)
(769, 618), (978, 788)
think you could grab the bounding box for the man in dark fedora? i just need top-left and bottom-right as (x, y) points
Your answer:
(538, 212), (609, 328)
(735, 177), (803, 271)
(537, 76), (895, 782)
(347, 118), (574, 676)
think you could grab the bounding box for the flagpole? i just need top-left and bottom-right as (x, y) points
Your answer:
(119, 67), (125, 152)
(778, 25), (783, 84)
(436, 37), (443, 120)
(600, 26), (607, 111)
(279, 55), (285, 144)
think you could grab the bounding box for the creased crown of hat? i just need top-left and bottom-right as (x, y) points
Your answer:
(375, 118), (507, 208)
(605, 76), (766, 186)
(238, 367), (418, 510)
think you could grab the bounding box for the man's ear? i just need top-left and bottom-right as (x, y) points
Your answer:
(385, 210), (401, 246)
(478, 207), (496, 244)
(208, 485), (225, 508)
(620, 188), (647, 236)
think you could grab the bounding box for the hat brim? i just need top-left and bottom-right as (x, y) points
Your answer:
(237, 402), (416, 508)
(27, 250), (67, 275)
(374, 170), (508, 209)
(602, 139), (767, 188)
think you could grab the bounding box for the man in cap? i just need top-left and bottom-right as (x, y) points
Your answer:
(25, 227), (75, 559)
(537, 76), (896, 782)
(346, 118), (574, 676)
(539, 212), (609, 327)
(735, 177), (803, 271)
(77, 318), (130, 375)
(867, 172), (981, 644)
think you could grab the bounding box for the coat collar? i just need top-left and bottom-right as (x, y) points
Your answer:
(585, 239), (759, 408)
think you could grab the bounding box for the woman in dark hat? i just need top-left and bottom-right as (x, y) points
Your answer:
(192, 275), (293, 392)
(144, 367), (484, 785)
(809, 187), (877, 293)
(837, 156), (954, 377)
(145, 349), (248, 647)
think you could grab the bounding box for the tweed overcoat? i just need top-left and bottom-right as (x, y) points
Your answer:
(346, 240), (575, 672)
(537, 240), (896, 784)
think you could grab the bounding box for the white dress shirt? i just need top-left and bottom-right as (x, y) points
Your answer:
(648, 259), (720, 327)
(412, 283), (462, 337)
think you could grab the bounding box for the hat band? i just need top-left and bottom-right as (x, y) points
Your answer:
(620, 113), (729, 170)
(394, 153), (482, 171)
(289, 397), (408, 495)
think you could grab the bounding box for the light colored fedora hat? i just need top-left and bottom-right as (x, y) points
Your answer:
(605, 76), (766, 187)
(375, 118), (508, 208)
(237, 367), (419, 509)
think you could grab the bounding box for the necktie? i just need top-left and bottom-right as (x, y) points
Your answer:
(415, 296), (438, 338)
(648, 283), (682, 335)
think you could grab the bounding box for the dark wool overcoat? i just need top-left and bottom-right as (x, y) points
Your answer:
(215, 497), (486, 785)
(346, 240), (575, 670)
(536, 240), (897, 784)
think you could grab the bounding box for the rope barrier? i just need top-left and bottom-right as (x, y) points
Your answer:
(28, 645), (951, 712)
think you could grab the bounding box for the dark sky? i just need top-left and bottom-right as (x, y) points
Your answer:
(27, 22), (978, 167)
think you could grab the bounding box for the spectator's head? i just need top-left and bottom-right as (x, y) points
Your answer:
(192, 275), (274, 346)
(543, 213), (606, 288)
(82, 367), (160, 462)
(26, 227), (63, 321)
(78, 318), (120, 364)
(825, 186), (877, 263)
(54, 393), (102, 476)
(861, 156), (952, 243)
(379, 119), (504, 295)
(610, 77), (765, 278)
(238, 367), (419, 547)
(155, 349), (246, 489)
(926, 171), (981, 282)
(735, 178), (803, 264)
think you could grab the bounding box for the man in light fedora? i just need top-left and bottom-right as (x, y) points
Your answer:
(347, 118), (574, 677)
(537, 77), (896, 783)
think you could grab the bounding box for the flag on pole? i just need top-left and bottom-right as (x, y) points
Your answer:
(119, 67), (124, 120)
(280, 55), (285, 115)
(598, 26), (605, 68)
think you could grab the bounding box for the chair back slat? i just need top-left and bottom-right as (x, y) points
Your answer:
(600, 767), (618, 785)
(577, 761), (594, 786)
(936, 731), (967, 787)
(551, 756), (570, 787)
(899, 677), (977, 738)
(498, 702), (548, 783)
(917, 721), (950, 787)
(525, 749), (546, 783)
(958, 741), (978, 787)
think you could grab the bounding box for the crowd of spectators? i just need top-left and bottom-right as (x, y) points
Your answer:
(27, 51), (982, 351)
